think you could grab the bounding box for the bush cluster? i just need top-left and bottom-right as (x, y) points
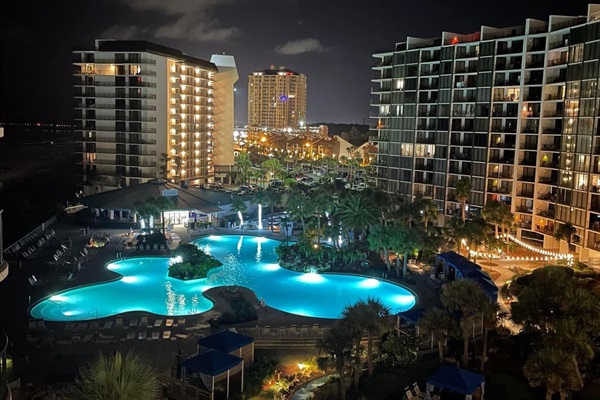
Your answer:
(168, 244), (222, 280)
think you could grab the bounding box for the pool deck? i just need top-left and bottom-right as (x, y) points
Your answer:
(11, 217), (437, 391)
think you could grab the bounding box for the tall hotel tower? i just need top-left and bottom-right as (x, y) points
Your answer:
(73, 40), (237, 194)
(248, 65), (307, 131)
(371, 4), (600, 261)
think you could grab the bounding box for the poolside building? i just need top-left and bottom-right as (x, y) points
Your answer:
(79, 179), (248, 228)
(371, 4), (600, 262)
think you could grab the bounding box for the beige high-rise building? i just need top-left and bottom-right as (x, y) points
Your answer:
(248, 65), (307, 131)
(73, 40), (237, 194)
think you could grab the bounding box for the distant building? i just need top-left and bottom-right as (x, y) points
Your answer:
(73, 40), (237, 194)
(371, 4), (600, 261)
(0, 122), (74, 141)
(248, 65), (307, 131)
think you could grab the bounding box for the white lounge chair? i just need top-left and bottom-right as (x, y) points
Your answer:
(126, 331), (135, 340)
(138, 331), (147, 340)
(162, 330), (171, 340)
(140, 315), (149, 327)
(129, 319), (138, 328)
(166, 319), (174, 327)
(177, 318), (186, 328)
(154, 319), (163, 328)
(101, 321), (113, 330)
(152, 331), (160, 340)
(115, 317), (123, 329)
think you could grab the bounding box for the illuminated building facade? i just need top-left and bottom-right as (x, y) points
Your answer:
(74, 40), (237, 194)
(248, 66), (307, 131)
(371, 4), (600, 261)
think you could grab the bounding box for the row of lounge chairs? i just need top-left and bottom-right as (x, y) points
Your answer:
(259, 323), (324, 338)
(98, 317), (186, 330)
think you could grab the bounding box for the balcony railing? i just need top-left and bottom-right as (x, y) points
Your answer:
(516, 205), (533, 214)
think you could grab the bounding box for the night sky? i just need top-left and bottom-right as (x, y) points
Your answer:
(0, 0), (593, 125)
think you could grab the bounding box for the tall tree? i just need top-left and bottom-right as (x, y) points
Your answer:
(133, 196), (172, 232)
(454, 177), (472, 222)
(317, 320), (356, 400)
(419, 308), (456, 363)
(479, 301), (506, 371)
(413, 195), (439, 229)
(482, 200), (513, 238)
(392, 225), (423, 279)
(337, 193), (379, 243)
(263, 188), (283, 231)
(261, 158), (284, 181)
(285, 190), (313, 234)
(367, 225), (393, 273)
(441, 280), (488, 366)
(523, 345), (579, 400)
(235, 152), (252, 186)
(75, 351), (161, 400)
(554, 222), (576, 252)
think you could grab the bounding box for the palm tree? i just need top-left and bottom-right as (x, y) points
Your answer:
(523, 345), (579, 400)
(341, 303), (368, 390)
(441, 280), (488, 366)
(231, 196), (247, 227)
(285, 189), (313, 234)
(479, 301), (506, 371)
(337, 193), (379, 243)
(454, 177), (472, 222)
(413, 195), (439, 229)
(235, 152), (252, 186)
(133, 196), (172, 233)
(263, 188), (283, 231)
(391, 225), (422, 279)
(554, 222), (576, 252)
(75, 351), (161, 400)
(363, 298), (391, 377)
(262, 158), (283, 181)
(317, 320), (356, 400)
(482, 200), (513, 238)
(367, 225), (393, 273)
(419, 308), (456, 363)
(552, 317), (595, 390)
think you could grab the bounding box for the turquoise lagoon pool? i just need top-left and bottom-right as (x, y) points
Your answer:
(30, 235), (416, 321)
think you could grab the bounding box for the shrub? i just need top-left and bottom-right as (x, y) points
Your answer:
(168, 244), (222, 280)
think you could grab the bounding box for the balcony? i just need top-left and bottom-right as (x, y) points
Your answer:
(453, 95), (476, 102)
(494, 78), (521, 86)
(526, 60), (544, 68)
(495, 62), (522, 71)
(519, 143), (537, 150)
(519, 159), (536, 166)
(518, 175), (536, 182)
(449, 167), (472, 175)
(488, 172), (513, 179)
(540, 161), (559, 169)
(491, 112), (518, 118)
(538, 193), (556, 202)
(456, 50), (479, 59)
(542, 128), (561, 134)
(546, 76), (566, 84)
(521, 127), (538, 134)
(545, 94), (562, 101)
(538, 209), (555, 218)
(490, 142), (516, 149)
(416, 137), (435, 144)
(489, 157), (515, 164)
(538, 177), (555, 185)
(517, 191), (534, 198)
(450, 152), (472, 160)
(516, 205), (533, 214)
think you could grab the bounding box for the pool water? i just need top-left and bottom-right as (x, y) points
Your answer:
(30, 235), (416, 321)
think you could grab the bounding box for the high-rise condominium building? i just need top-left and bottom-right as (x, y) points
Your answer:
(73, 40), (237, 194)
(248, 65), (307, 131)
(371, 4), (600, 261)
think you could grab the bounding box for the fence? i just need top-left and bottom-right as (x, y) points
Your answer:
(3, 214), (58, 257)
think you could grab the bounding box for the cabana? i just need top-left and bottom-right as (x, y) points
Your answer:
(426, 365), (485, 400)
(435, 252), (498, 301)
(182, 349), (245, 400)
(198, 329), (255, 365)
(396, 307), (426, 334)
